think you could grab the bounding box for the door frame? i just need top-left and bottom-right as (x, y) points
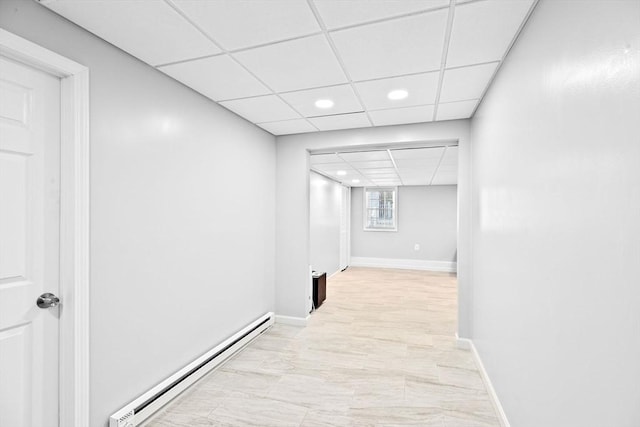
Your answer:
(0, 29), (90, 427)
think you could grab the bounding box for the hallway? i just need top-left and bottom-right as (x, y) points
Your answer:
(148, 268), (499, 427)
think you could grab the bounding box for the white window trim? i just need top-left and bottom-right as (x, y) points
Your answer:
(363, 186), (398, 232)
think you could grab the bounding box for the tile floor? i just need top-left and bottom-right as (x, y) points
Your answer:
(147, 267), (500, 427)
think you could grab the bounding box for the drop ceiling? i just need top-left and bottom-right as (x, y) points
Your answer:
(311, 145), (457, 187)
(44, 0), (536, 135)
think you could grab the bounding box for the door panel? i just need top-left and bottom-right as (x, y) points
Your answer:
(0, 56), (61, 427)
(0, 325), (32, 426)
(0, 152), (27, 279)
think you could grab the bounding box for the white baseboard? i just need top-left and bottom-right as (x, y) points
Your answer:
(455, 333), (471, 350)
(456, 337), (510, 427)
(274, 314), (309, 327)
(350, 257), (457, 273)
(328, 269), (341, 279)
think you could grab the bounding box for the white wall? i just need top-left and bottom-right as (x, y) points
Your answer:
(351, 185), (457, 264)
(276, 120), (473, 337)
(309, 171), (342, 277)
(469, 0), (640, 426)
(0, 2), (276, 426)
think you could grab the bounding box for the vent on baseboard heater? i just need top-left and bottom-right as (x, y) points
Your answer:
(109, 312), (274, 427)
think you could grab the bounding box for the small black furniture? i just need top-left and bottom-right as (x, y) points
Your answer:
(312, 272), (326, 309)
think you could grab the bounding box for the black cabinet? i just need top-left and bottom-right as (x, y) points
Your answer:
(312, 272), (326, 309)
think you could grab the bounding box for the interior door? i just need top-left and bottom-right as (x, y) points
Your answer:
(0, 56), (61, 427)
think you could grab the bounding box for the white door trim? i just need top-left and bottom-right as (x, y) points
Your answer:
(0, 29), (90, 427)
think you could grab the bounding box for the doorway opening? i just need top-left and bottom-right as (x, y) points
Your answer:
(308, 143), (459, 327)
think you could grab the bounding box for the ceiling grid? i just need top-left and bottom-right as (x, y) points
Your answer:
(43, 0), (538, 135)
(305, 0), (374, 128)
(431, 0), (457, 122)
(163, 0), (323, 132)
(310, 145), (458, 187)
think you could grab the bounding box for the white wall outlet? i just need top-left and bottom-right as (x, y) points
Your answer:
(414, 244), (420, 251)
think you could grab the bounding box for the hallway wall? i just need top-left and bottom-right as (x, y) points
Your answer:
(469, 0), (640, 425)
(0, 1), (276, 426)
(309, 171), (343, 277)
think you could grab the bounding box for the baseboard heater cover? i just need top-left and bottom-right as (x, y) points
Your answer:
(109, 312), (274, 427)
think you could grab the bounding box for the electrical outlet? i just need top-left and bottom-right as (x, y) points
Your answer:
(414, 244), (420, 251)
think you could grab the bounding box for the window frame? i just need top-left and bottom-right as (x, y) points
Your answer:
(363, 186), (398, 232)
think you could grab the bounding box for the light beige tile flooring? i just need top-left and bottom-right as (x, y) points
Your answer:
(147, 267), (500, 427)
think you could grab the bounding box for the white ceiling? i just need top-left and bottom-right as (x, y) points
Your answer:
(310, 145), (458, 187)
(44, 0), (536, 135)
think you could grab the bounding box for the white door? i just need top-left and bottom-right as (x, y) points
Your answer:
(0, 56), (61, 427)
(339, 186), (350, 270)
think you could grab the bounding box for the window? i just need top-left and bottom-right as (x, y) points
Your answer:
(364, 187), (397, 231)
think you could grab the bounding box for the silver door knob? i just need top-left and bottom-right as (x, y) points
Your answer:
(36, 293), (60, 308)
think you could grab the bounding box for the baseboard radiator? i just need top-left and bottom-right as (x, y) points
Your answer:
(109, 312), (275, 427)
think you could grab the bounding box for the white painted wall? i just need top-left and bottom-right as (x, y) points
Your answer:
(276, 120), (473, 337)
(309, 171), (342, 277)
(0, 2), (276, 426)
(469, 0), (640, 426)
(351, 185), (457, 263)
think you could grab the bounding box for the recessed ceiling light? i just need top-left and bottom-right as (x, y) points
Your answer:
(352, 179), (360, 183)
(336, 170), (347, 176)
(387, 89), (408, 100)
(315, 99), (334, 109)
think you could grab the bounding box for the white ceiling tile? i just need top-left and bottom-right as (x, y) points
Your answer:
(431, 172), (458, 185)
(435, 164), (458, 174)
(371, 176), (401, 181)
(399, 177), (432, 185)
(46, 0), (221, 66)
(280, 85), (363, 117)
(338, 174), (364, 184)
(347, 177), (372, 186)
(369, 105), (434, 126)
(339, 151), (390, 162)
(313, 162), (352, 171)
(331, 10), (448, 81)
(234, 35), (347, 92)
(349, 182), (371, 187)
(398, 170), (430, 178)
(355, 71), (440, 110)
(158, 55), (270, 101)
(439, 62), (498, 103)
(390, 147), (445, 159)
(173, 0), (320, 51)
(313, 0), (450, 30)
(436, 100), (478, 121)
(220, 95), (300, 123)
(257, 119), (317, 135)
(400, 173), (433, 182)
(366, 175), (400, 181)
(446, 0), (535, 67)
(402, 178), (431, 186)
(362, 173), (398, 179)
(440, 146), (459, 165)
(398, 168), (433, 178)
(372, 180), (402, 186)
(394, 158), (441, 169)
(361, 168), (397, 176)
(348, 160), (394, 169)
(309, 112), (371, 131)
(337, 170), (362, 177)
(310, 153), (343, 164)
(318, 168), (357, 180)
